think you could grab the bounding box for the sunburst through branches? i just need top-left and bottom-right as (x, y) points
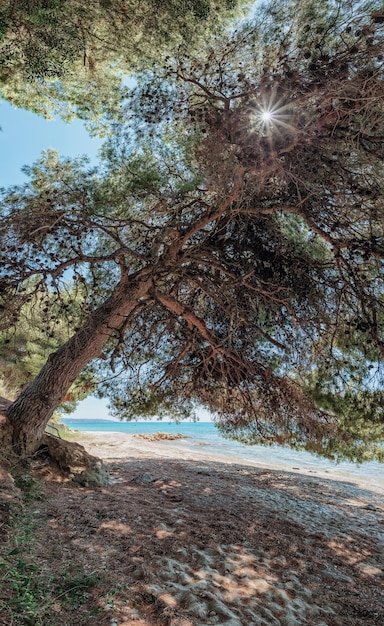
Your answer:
(251, 90), (299, 138)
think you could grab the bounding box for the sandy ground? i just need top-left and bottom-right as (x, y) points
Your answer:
(3, 431), (384, 626)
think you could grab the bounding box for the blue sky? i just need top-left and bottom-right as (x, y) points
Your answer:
(0, 99), (102, 187)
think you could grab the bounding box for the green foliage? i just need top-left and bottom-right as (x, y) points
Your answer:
(100, 0), (384, 459)
(11, 472), (44, 504)
(0, 281), (96, 407)
(302, 360), (384, 462)
(0, 0), (247, 122)
(107, 383), (196, 422)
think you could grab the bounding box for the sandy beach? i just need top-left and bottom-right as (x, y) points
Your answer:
(55, 433), (384, 624)
(3, 430), (383, 626)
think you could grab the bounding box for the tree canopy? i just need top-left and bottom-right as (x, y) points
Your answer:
(1, 0), (384, 461)
(0, 0), (243, 121)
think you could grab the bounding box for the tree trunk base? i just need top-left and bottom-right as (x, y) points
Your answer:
(1, 396), (109, 487)
(38, 434), (110, 487)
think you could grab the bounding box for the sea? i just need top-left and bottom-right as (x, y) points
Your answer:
(61, 418), (383, 486)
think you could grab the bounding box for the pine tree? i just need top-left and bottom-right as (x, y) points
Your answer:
(0, 0), (243, 121)
(1, 0), (384, 466)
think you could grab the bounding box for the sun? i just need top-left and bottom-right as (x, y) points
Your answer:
(260, 109), (273, 122)
(247, 88), (299, 140)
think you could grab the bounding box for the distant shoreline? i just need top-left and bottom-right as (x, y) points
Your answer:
(60, 419), (384, 486)
(69, 430), (384, 496)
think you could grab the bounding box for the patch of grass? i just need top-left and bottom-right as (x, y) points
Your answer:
(0, 512), (106, 624)
(61, 429), (92, 442)
(45, 420), (72, 438)
(55, 569), (106, 609)
(0, 472), (105, 625)
(0, 507), (47, 625)
(0, 457), (123, 626)
(0, 473), (46, 622)
(103, 581), (131, 611)
(11, 471), (44, 504)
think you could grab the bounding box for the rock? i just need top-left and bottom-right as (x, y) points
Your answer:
(131, 472), (156, 484)
(40, 434), (110, 486)
(73, 459), (110, 487)
(134, 432), (188, 442)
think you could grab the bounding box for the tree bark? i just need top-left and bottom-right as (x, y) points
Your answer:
(6, 274), (153, 456)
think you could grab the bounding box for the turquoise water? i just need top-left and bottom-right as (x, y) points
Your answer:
(61, 418), (383, 485)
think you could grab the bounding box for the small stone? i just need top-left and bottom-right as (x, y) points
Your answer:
(131, 472), (155, 484)
(74, 461), (110, 487)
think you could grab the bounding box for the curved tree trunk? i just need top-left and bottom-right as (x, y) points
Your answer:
(6, 274), (152, 456)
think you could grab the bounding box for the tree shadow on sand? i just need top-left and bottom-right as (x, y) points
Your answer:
(2, 457), (383, 626)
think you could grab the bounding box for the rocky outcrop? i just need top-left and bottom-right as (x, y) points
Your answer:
(40, 434), (110, 487)
(134, 432), (189, 442)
